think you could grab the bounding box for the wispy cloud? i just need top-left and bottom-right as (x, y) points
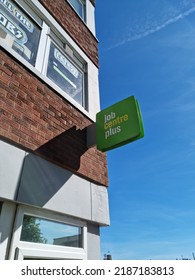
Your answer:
(107, 3), (195, 50)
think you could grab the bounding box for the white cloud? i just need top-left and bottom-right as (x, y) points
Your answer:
(107, 3), (195, 50)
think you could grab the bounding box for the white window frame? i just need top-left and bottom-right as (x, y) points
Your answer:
(9, 206), (87, 260)
(0, 0), (99, 119)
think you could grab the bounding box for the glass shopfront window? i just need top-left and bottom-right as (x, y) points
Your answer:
(20, 215), (83, 248)
(9, 206), (87, 259)
(0, 0), (41, 65)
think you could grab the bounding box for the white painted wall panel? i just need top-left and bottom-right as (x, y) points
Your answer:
(87, 223), (101, 259)
(91, 183), (110, 225)
(0, 140), (25, 200)
(0, 202), (16, 259)
(86, 0), (96, 35)
(17, 154), (92, 220)
(0, 140), (110, 225)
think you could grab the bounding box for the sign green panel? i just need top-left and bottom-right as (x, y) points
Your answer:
(96, 96), (144, 152)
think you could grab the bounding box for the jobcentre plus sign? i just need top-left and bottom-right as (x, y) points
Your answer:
(96, 96), (144, 152)
(104, 112), (129, 140)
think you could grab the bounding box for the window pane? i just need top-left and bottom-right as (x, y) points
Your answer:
(0, 0), (41, 65)
(20, 215), (83, 248)
(68, 0), (85, 20)
(47, 42), (84, 106)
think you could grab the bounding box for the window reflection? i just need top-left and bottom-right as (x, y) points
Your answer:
(20, 215), (82, 248)
(0, 0), (41, 65)
(67, 0), (86, 21)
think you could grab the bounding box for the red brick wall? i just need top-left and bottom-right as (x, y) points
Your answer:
(39, 0), (99, 67)
(0, 50), (108, 186)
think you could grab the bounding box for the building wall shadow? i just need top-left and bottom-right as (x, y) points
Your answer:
(35, 126), (88, 173)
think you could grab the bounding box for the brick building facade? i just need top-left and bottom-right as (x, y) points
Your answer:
(0, 0), (109, 260)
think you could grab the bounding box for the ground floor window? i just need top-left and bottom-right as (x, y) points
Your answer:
(20, 214), (83, 248)
(9, 206), (87, 260)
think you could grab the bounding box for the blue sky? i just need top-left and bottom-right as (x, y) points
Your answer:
(96, 0), (195, 260)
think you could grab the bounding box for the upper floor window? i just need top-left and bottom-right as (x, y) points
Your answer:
(67, 0), (86, 21)
(0, 0), (88, 110)
(46, 41), (86, 107)
(0, 0), (41, 66)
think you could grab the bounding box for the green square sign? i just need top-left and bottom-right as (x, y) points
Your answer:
(96, 96), (144, 152)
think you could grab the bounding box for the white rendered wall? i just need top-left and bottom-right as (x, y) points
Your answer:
(0, 140), (110, 226)
(0, 202), (16, 259)
(0, 141), (26, 200)
(17, 153), (110, 225)
(86, 0), (96, 35)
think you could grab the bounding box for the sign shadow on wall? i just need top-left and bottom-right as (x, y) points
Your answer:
(16, 126), (89, 208)
(35, 126), (88, 172)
